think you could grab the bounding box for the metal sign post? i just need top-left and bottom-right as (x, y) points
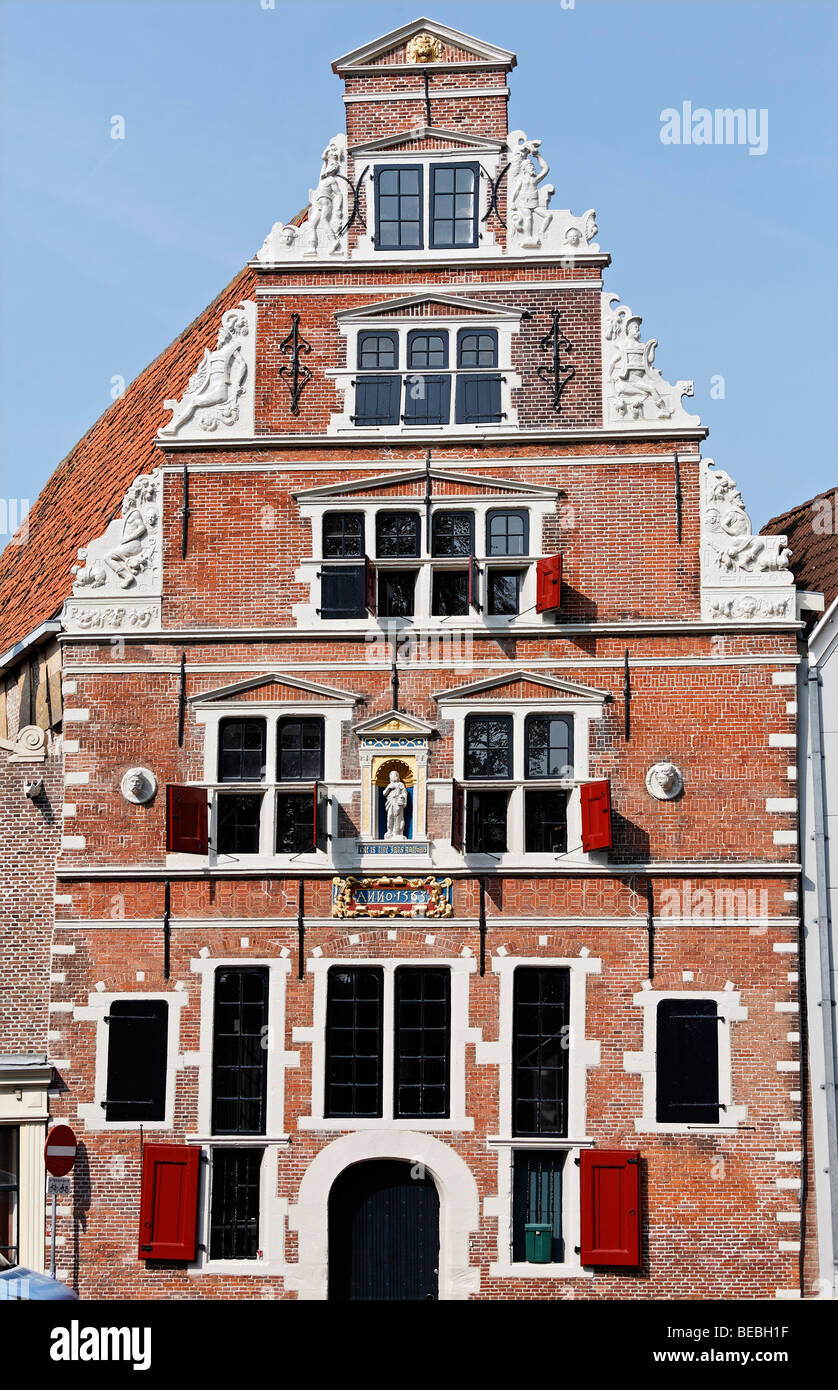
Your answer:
(44, 1124), (77, 1279)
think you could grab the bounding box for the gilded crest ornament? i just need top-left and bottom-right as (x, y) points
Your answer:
(406, 31), (444, 63)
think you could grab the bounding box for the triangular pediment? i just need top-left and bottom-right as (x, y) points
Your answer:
(354, 709), (435, 737)
(190, 674), (362, 707)
(336, 294), (525, 323)
(349, 127), (505, 155)
(332, 19), (516, 74)
(434, 670), (612, 703)
(294, 467), (559, 504)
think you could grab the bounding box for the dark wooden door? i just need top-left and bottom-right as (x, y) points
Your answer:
(328, 1160), (439, 1301)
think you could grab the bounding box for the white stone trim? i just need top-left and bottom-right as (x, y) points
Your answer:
(296, 954), (477, 1131)
(286, 1129), (479, 1299)
(623, 988), (747, 1133)
(0, 1065), (51, 1272)
(352, 150), (502, 261)
(74, 990), (187, 1131)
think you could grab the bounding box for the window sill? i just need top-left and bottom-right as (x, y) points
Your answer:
(489, 1261), (593, 1280)
(487, 1136), (593, 1149)
(296, 1116), (475, 1132)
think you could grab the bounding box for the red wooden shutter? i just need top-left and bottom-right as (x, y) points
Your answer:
(138, 1144), (201, 1261)
(450, 779), (465, 852)
(580, 778), (612, 851)
(314, 781), (329, 851)
(166, 785), (208, 854)
(468, 555), (481, 610)
(364, 555), (377, 615)
(535, 554), (562, 612)
(580, 1149), (641, 1267)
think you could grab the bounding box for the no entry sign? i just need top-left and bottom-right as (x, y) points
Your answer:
(44, 1124), (77, 1178)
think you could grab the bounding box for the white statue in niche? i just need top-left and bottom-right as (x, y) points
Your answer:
(306, 137), (347, 257)
(645, 762), (684, 801)
(507, 130), (554, 248)
(120, 767), (157, 805)
(383, 770), (408, 840)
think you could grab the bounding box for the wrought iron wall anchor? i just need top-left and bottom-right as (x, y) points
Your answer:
(279, 313), (313, 415)
(336, 165), (369, 238)
(480, 161), (511, 229)
(537, 308), (575, 412)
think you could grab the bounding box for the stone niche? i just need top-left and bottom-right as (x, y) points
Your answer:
(354, 711), (435, 860)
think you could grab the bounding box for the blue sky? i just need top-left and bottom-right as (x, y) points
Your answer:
(1, 0), (836, 535)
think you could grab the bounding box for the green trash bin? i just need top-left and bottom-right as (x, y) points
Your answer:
(525, 1223), (552, 1264)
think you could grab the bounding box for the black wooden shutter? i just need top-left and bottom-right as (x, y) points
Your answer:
(656, 999), (721, 1123)
(105, 1000), (168, 1121)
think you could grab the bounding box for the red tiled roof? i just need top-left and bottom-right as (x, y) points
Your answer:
(762, 490), (838, 613)
(0, 265), (256, 657)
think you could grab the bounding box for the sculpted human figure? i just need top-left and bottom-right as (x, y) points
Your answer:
(161, 310), (249, 435)
(383, 769), (408, 840)
(706, 471), (793, 573)
(307, 140), (346, 256)
(72, 476), (157, 590)
(607, 316), (670, 419)
(646, 761), (683, 800)
(508, 133), (553, 246)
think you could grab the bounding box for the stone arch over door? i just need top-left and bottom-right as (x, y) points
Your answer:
(285, 1130), (481, 1300)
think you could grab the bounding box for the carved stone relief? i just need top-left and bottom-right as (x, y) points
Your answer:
(602, 294), (700, 427)
(70, 470), (162, 598)
(646, 762), (684, 801)
(120, 767), (158, 804)
(699, 460), (796, 622)
(505, 130), (600, 254)
(160, 301), (257, 439)
(256, 135), (348, 263)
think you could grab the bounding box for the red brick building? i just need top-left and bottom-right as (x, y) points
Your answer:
(0, 17), (813, 1299)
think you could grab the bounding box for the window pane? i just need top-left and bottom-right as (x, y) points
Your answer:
(487, 509), (529, 556)
(525, 790), (568, 853)
(512, 1151), (565, 1263)
(458, 331), (498, 368)
(376, 166), (422, 250)
(212, 968), (269, 1135)
(105, 1001), (168, 1122)
(431, 164), (477, 248)
(278, 719), (324, 781)
(376, 512), (420, 557)
(465, 789), (509, 853)
(394, 968), (451, 1117)
(407, 333), (449, 369)
(210, 1149), (262, 1261)
(513, 968), (570, 1136)
(326, 968), (384, 1117)
(323, 512), (364, 558)
(465, 715), (513, 778)
(378, 570), (416, 618)
(656, 1000), (720, 1123)
(432, 570), (469, 616)
(217, 794), (262, 855)
(358, 333), (397, 370)
(275, 792), (315, 853)
(353, 375), (400, 426)
(488, 570), (521, 616)
(218, 720), (267, 783)
(525, 716), (574, 779)
(431, 510), (474, 557)
(320, 565), (366, 619)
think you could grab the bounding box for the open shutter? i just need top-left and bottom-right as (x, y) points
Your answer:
(364, 555), (377, 615)
(580, 778), (612, 852)
(166, 785), (208, 854)
(450, 779), (465, 852)
(314, 781), (330, 851)
(535, 554), (562, 613)
(138, 1144), (201, 1261)
(468, 555), (481, 611)
(579, 1149), (641, 1268)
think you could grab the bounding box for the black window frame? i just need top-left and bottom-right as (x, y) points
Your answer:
(374, 164), (423, 251)
(376, 510), (421, 558)
(319, 564), (366, 620)
(464, 713), (514, 780)
(218, 718), (267, 783)
(394, 967), (451, 1118)
(487, 508), (529, 557)
(216, 792), (263, 856)
(407, 331), (449, 371)
(487, 569), (523, 616)
(104, 999), (168, 1123)
(431, 509), (474, 557)
(277, 717), (324, 782)
(525, 714), (574, 781)
(429, 161), (480, 249)
(209, 1147), (263, 1262)
(512, 967), (570, 1137)
(512, 1151), (566, 1264)
(465, 788), (509, 854)
(378, 569), (417, 619)
(656, 998), (721, 1125)
(524, 788), (568, 854)
(325, 966), (384, 1118)
(211, 967), (269, 1136)
(323, 511), (365, 559)
(357, 331), (399, 371)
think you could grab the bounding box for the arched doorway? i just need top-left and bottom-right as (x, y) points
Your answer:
(328, 1159), (439, 1301)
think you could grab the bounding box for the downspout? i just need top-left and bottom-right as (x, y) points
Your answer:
(807, 661), (838, 1290)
